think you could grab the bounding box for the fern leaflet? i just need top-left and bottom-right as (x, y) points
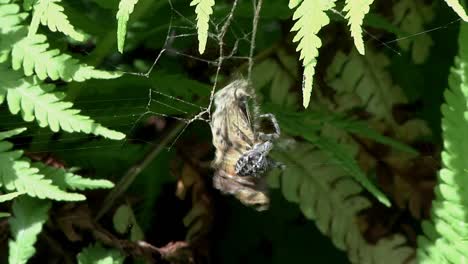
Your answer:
(0, 212), (9, 218)
(0, 1), (28, 62)
(271, 143), (414, 263)
(289, 0), (336, 108)
(0, 127), (26, 141)
(77, 243), (125, 264)
(29, 0), (86, 41)
(343, 0), (374, 55)
(444, 0), (468, 21)
(12, 34), (122, 82)
(191, 0), (215, 54)
(34, 162), (115, 191)
(8, 196), (51, 264)
(0, 141), (85, 201)
(312, 135), (390, 206)
(116, 0), (139, 53)
(0, 191), (23, 202)
(417, 22), (468, 263)
(0, 65), (125, 140)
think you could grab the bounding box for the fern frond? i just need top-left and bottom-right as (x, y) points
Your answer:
(116, 0), (139, 53)
(289, 0), (336, 108)
(312, 135), (390, 206)
(343, 0), (374, 55)
(0, 191), (24, 202)
(0, 2), (28, 34)
(444, 0), (468, 21)
(77, 243), (125, 264)
(0, 65), (125, 140)
(0, 127), (26, 141)
(417, 22), (468, 263)
(0, 141), (85, 201)
(8, 196), (51, 264)
(330, 116), (418, 154)
(0, 1), (28, 62)
(0, 212), (9, 218)
(190, 0), (214, 54)
(12, 34), (122, 82)
(326, 49), (407, 125)
(22, 0), (36, 11)
(29, 0), (86, 41)
(392, 0), (434, 64)
(34, 162), (115, 191)
(252, 49), (300, 109)
(271, 143), (415, 263)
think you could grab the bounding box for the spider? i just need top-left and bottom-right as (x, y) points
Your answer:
(210, 79), (283, 211)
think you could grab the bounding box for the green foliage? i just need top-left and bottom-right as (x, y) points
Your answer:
(12, 34), (122, 82)
(392, 0), (434, 64)
(0, 212), (10, 218)
(0, 0), (466, 263)
(271, 143), (414, 262)
(8, 196), (51, 264)
(0, 191), (24, 203)
(29, 0), (86, 41)
(344, 0), (374, 55)
(0, 65), (124, 139)
(274, 111), (391, 206)
(116, 0), (139, 53)
(34, 163), (115, 191)
(113, 204), (144, 241)
(444, 0), (468, 21)
(0, 128), (85, 201)
(289, 0), (336, 108)
(77, 243), (125, 264)
(252, 48), (299, 109)
(0, 2), (28, 62)
(417, 22), (468, 263)
(326, 49), (408, 125)
(190, 0), (215, 54)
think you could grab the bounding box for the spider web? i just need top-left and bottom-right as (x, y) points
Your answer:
(0, 0), (459, 220)
(0, 0), (461, 159)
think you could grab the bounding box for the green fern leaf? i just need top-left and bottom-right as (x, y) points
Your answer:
(0, 2), (28, 34)
(12, 34), (122, 82)
(190, 0), (214, 54)
(310, 135), (390, 206)
(417, 22), (468, 263)
(0, 65), (125, 140)
(29, 0), (86, 41)
(116, 0), (139, 53)
(0, 141), (85, 201)
(34, 162), (115, 191)
(0, 127), (26, 141)
(271, 143), (414, 262)
(393, 0), (434, 64)
(343, 0), (374, 55)
(23, 0), (36, 11)
(326, 49), (407, 125)
(289, 0), (336, 108)
(0, 212), (9, 218)
(0, 191), (24, 202)
(444, 0), (468, 21)
(332, 117), (418, 154)
(8, 196), (51, 264)
(0, 1), (28, 62)
(77, 243), (125, 264)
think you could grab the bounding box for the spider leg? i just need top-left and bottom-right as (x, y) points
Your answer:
(257, 113), (281, 141)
